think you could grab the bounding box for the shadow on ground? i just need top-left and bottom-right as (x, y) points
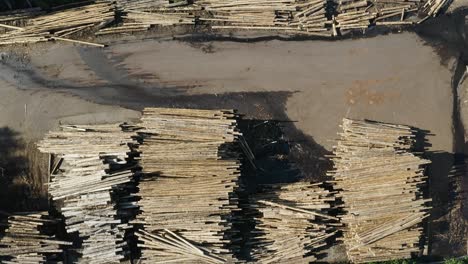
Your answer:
(0, 127), (48, 212)
(425, 151), (467, 258)
(234, 118), (333, 261)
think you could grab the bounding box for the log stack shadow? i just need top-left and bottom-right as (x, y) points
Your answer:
(0, 127), (48, 212)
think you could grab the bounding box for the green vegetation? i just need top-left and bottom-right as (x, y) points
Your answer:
(443, 257), (468, 264)
(367, 257), (468, 264)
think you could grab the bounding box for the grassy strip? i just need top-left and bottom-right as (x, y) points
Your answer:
(367, 257), (468, 264)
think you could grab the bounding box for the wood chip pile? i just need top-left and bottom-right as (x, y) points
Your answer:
(0, 2), (114, 46)
(329, 118), (431, 263)
(0, 211), (72, 263)
(132, 107), (243, 263)
(248, 182), (339, 263)
(37, 124), (138, 263)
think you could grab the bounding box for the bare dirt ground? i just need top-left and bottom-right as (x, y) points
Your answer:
(0, 26), (466, 259)
(4, 33), (455, 150)
(448, 0), (468, 12)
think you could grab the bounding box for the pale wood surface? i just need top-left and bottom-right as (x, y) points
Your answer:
(329, 118), (431, 263)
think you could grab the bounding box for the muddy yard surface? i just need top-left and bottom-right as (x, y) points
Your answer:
(0, 16), (467, 260)
(2, 33), (455, 150)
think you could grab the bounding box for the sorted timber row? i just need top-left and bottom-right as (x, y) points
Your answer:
(0, 0), (452, 45)
(101, 0), (449, 37)
(37, 124), (138, 263)
(332, 0), (445, 32)
(247, 182), (340, 263)
(0, 2), (114, 46)
(0, 211), (72, 263)
(329, 118), (431, 263)
(132, 107), (243, 263)
(104, 0), (333, 37)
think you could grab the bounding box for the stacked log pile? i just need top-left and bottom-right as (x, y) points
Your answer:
(333, 0), (421, 33)
(0, 211), (71, 263)
(106, 0), (451, 36)
(37, 124), (138, 263)
(0, 2), (114, 46)
(423, 0), (450, 17)
(0, 7), (43, 33)
(135, 229), (228, 263)
(97, 0), (332, 37)
(329, 118), (431, 263)
(371, 0), (420, 26)
(133, 107), (243, 263)
(248, 182), (339, 263)
(204, 0), (331, 36)
(114, 0), (168, 10)
(333, 5), (376, 33)
(95, 9), (195, 35)
(96, 0), (200, 36)
(0, 0), (454, 42)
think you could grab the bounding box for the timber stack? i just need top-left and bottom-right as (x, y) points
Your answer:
(114, 0), (169, 10)
(370, 0), (420, 26)
(329, 118), (431, 263)
(96, 0), (199, 36)
(0, 7), (43, 33)
(333, 1), (376, 34)
(98, 0), (332, 37)
(0, 2), (114, 46)
(333, 0), (422, 34)
(0, 0), (454, 43)
(103, 0), (447, 36)
(37, 124), (138, 263)
(247, 182), (339, 263)
(0, 211), (72, 263)
(423, 0), (450, 17)
(203, 0), (331, 36)
(133, 107), (243, 263)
